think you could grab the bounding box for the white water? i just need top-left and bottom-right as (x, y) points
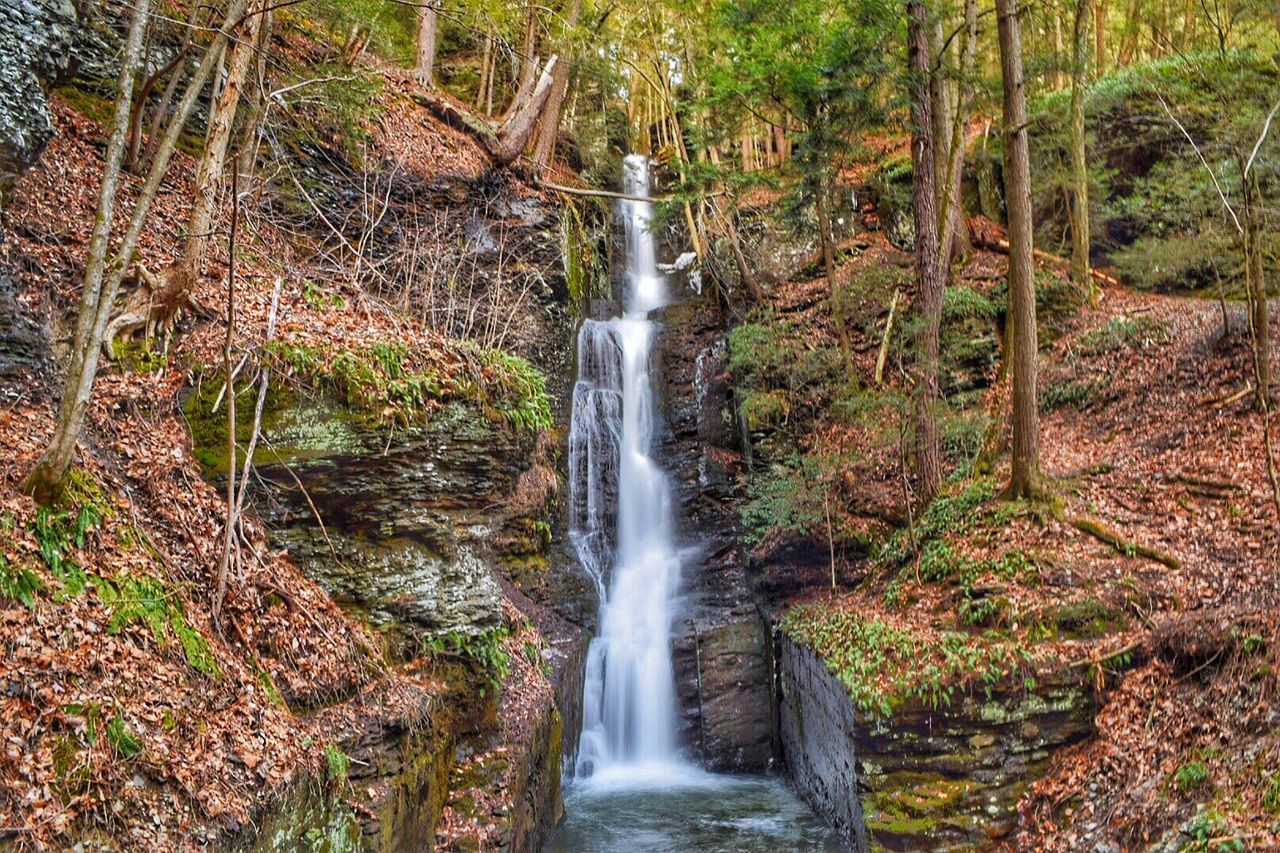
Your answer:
(569, 155), (684, 777)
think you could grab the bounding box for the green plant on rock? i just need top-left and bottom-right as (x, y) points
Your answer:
(781, 604), (1034, 718)
(106, 714), (144, 759)
(476, 348), (553, 435)
(1262, 773), (1280, 816)
(1174, 760), (1210, 793)
(1077, 316), (1169, 356)
(324, 743), (351, 785)
(423, 626), (512, 693)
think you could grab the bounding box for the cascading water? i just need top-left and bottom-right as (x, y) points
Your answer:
(570, 155), (681, 776)
(551, 157), (844, 852)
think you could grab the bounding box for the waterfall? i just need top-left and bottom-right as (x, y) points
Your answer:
(570, 155), (683, 778)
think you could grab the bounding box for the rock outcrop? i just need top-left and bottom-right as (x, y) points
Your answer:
(0, 0), (77, 196)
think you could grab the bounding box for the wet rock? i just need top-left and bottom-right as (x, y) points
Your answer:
(0, 272), (44, 381)
(0, 0), (77, 196)
(777, 632), (1096, 850)
(778, 635), (870, 850)
(672, 613), (774, 772)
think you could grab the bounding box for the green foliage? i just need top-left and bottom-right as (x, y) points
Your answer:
(729, 319), (841, 424)
(1039, 379), (1102, 413)
(1077, 316), (1169, 355)
(740, 459), (830, 545)
(1181, 810), (1244, 852)
(423, 626), (512, 692)
(1174, 761), (1210, 793)
(0, 555), (43, 609)
(270, 338), (551, 435)
(112, 337), (168, 373)
(105, 714), (143, 759)
(1263, 773), (1280, 816)
(92, 573), (221, 679)
(475, 348), (554, 434)
(875, 478), (1006, 567)
(781, 605), (1034, 718)
(1027, 51), (1280, 293)
(324, 743), (351, 784)
(302, 280), (347, 311)
(33, 506), (95, 599)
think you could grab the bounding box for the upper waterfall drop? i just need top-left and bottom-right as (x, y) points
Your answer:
(620, 155), (665, 316)
(569, 155), (684, 779)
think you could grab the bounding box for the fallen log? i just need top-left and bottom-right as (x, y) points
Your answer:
(969, 215), (1120, 288)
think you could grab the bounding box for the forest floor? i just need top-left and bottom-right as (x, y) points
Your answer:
(741, 204), (1280, 847)
(0, 48), (563, 849)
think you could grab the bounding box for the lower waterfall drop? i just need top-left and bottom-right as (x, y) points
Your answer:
(570, 154), (682, 778)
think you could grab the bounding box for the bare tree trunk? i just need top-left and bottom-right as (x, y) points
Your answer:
(931, 17), (968, 266)
(414, 0), (439, 87)
(1094, 0), (1107, 74)
(997, 0), (1042, 499)
(517, 0), (539, 94)
(1069, 0), (1093, 295)
(23, 0), (150, 503)
(493, 56), (559, 164)
(531, 0), (583, 172)
(178, 2), (261, 288)
(1242, 171), (1272, 411)
(908, 0), (944, 504)
(24, 0), (249, 502)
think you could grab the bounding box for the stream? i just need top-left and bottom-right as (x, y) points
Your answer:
(548, 156), (846, 851)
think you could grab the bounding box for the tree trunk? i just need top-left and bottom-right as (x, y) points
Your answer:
(493, 56), (559, 164)
(931, 16), (968, 266)
(531, 0), (582, 172)
(908, 0), (944, 504)
(517, 0), (539, 95)
(415, 1), (438, 87)
(817, 180), (856, 377)
(177, 2), (261, 290)
(25, 0), (249, 502)
(1069, 0), (1093, 294)
(1094, 0), (1107, 74)
(23, 0), (150, 503)
(1243, 171), (1272, 411)
(997, 0), (1041, 499)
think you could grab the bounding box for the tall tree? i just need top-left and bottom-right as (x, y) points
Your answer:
(531, 0), (584, 172)
(908, 0), (944, 502)
(996, 0), (1041, 499)
(415, 0), (439, 87)
(1069, 0), (1093, 292)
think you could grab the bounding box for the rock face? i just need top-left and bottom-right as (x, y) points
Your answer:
(777, 633), (1096, 850)
(0, 0), (77, 195)
(0, 273), (43, 380)
(243, 398), (525, 644)
(655, 296), (775, 772)
(778, 635), (870, 849)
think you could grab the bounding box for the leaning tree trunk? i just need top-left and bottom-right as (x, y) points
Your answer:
(23, 0), (150, 503)
(1069, 0), (1093, 295)
(104, 0), (262, 353)
(531, 0), (583, 173)
(24, 0), (250, 502)
(491, 56), (559, 164)
(415, 0), (439, 87)
(908, 0), (944, 504)
(997, 0), (1042, 499)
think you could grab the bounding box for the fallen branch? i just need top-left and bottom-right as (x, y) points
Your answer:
(1070, 516), (1182, 570)
(874, 288), (900, 385)
(970, 216), (1119, 288)
(1066, 638), (1145, 669)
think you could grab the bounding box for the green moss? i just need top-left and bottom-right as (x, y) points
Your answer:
(1078, 316), (1169, 356)
(92, 572), (221, 679)
(781, 605), (1035, 718)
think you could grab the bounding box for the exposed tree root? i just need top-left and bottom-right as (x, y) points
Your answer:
(1069, 515), (1182, 570)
